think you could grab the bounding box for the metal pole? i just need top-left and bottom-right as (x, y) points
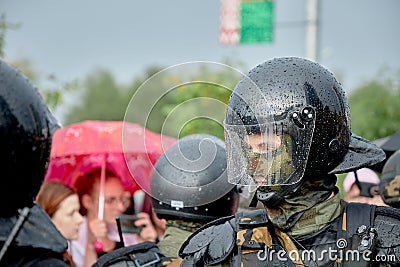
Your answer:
(306, 0), (318, 61)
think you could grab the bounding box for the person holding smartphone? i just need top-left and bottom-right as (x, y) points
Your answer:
(70, 168), (157, 267)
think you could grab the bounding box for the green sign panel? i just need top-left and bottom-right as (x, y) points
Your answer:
(240, 0), (274, 44)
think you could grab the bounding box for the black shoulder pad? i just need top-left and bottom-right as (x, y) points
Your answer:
(179, 215), (236, 266)
(375, 205), (400, 220)
(373, 206), (400, 265)
(374, 206), (400, 248)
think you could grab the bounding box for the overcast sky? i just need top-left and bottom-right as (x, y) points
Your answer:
(2, 0), (400, 93)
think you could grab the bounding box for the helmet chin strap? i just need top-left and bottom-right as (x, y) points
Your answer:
(249, 178), (305, 208)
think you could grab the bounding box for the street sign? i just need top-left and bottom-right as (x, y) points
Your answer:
(240, 0), (273, 44)
(220, 0), (274, 45)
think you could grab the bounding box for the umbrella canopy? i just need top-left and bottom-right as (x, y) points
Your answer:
(45, 120), (177, 193)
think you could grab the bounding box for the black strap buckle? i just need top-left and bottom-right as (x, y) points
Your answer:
(134, 252), (160, 267)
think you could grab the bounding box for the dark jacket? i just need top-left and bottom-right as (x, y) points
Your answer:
(179, 202), (400, 266)
(0, 204), (70, 266)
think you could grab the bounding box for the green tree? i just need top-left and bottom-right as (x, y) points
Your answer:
(9, 58), (78, 113)
(348, 69), (400, 140)
(64, 66), (164, 126)
(125, 61), (244, 139)
(336, 70), (399, 195)
(64, 69), (126, 124)
(160, 69), (238, 140)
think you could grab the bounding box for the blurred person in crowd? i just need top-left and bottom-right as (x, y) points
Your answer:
(122, 190), (167, 242)
(0, 59), (70, 266)
(130, 190), (167, 242)
(343, 167), (386, 205)
(70, 168), (157, 267)
(36, 181), (84, 266)
(380, 149), (400, 208)
(149, 209), (167, 243)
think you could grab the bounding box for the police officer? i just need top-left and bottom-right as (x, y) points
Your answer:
(151, 134), (239, 261)
(92, 134), (239, 267)
(179, 57), (400, 266)
(0, 60), (69, 266)
(380, 149), (400, 208)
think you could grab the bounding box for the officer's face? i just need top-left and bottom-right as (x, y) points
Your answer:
(245, 133), (282, 154)
(245, 133), (282, 186)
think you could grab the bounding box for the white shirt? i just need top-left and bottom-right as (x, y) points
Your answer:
(70, 217), (138, 267)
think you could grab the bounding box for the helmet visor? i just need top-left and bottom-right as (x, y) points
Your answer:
(224, 114), (315, 187)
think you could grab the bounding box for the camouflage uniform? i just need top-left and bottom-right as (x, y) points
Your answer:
(159, 225), (229, 267)
(158, 221), (203, 258)
(180, 183), (400, 266)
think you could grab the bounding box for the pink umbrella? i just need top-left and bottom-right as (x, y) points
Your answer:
(45, 120), (177, 251)
(45, 120), (177, 193)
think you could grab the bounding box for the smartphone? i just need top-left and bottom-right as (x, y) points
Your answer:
(116, 214), (143, 235)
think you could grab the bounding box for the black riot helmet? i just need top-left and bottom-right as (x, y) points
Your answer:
(379, 150), (400, 208)
(224, 57), (385, 206)
(0, 60), (60, 216)
(150, 134), (239, 223)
